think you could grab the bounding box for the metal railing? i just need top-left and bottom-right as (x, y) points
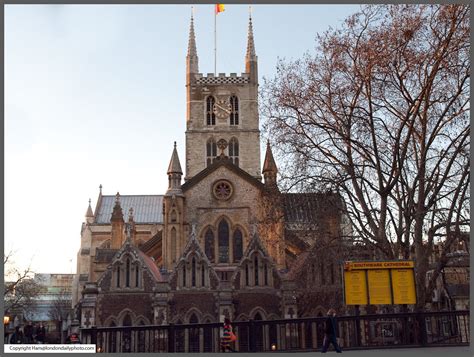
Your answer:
(81, 310), (469, 353)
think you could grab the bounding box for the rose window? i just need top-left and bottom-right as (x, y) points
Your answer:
(213, 180), (233, 200)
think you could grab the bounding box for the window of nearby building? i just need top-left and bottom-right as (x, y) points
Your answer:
(218, 220), (230, 263)
(230, 96), (239, 125)
(206, 96), (216, 125)
(228, 137), (239, 166)
(206, 138), (217, 167)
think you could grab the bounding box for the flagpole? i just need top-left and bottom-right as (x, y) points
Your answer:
(214, 6), (217, 75)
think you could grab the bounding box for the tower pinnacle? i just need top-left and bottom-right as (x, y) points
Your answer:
(263, 141), (278, 186)
(187, 13), (199, 75)
(167, 142), (183, 195)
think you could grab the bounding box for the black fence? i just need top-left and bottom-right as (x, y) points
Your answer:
(81, 310), (470, 353)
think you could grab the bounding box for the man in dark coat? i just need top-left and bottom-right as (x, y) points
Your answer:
(35, 323), (46, 344)
(24, 321), (34, 343)
(321, 309), (342, 353)
(9, 327), (24, 344)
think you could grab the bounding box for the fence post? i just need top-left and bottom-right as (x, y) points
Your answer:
(416, 313), (427, 346)
(354, 305), (361, 347)
(91, 326), (97, 346)
(168, 323), (175, 353)
(249, 319), (256, 352)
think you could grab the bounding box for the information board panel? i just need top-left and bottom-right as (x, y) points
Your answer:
(344, 270), (368, 305)
(367, 269), (392, 305)
(391, 269), (416, 304)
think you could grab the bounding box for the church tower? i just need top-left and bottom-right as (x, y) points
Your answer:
(185, 14), (261, 180)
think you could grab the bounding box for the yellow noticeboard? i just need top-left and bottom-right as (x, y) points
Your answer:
(344, 270), (368, 305)
(367, 269), (392, 305)
(391, 269), (417, 304)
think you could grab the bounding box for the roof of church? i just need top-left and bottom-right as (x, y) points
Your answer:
(182, 155), (264, 192)
(282, 192), (343, 224)
(95, 195), (163, 224)
(138, 250), (164, 282)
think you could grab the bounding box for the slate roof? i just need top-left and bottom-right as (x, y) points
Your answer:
(95, 195), (164, 224)
(282, 192), (343, 224)
(139, 232), (162, 253)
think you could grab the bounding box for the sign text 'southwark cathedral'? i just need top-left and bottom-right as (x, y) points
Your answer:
(72, 15), (351, 329)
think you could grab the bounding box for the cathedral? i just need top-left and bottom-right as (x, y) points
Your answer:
(72, 15), (348, 329)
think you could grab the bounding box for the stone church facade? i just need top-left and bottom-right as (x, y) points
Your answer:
(72, 16), (350, 329)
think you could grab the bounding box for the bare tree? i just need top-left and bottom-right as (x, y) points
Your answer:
(48, 290), (73, 342)
(4, 251), (41, 316)
(261, 4), (469, 309)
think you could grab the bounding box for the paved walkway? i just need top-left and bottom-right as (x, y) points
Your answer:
(313, 346), (471, 356)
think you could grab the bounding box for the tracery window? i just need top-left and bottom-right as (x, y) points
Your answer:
(218, 220), (230, 263)
(116, 265), (121, 288)
(233, 229), (243, 262)
(264, 263), (268, 285)
(206, 96), (216, 125)
(205, 229), (215, 263)
(206, 138), (217, 167)
(254, 255), (259, 286)
(230, 96), (239, 125)
(182, 263), (187, 287)
(228, 137), (239, 166)
(135, 265), (139, 288)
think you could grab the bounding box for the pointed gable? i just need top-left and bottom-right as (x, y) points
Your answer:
(97, 240), (164, 292)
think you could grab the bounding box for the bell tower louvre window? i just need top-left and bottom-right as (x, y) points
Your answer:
(230, 96), (239, 125)
(206, 139), (217, 167)
(206, 96), (216, 125)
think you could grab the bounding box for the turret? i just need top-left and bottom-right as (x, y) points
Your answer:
(163, 142), (185, 271)
(166, 141), (183, 196)
(110, 192), (125, 249)
(85, 199), (94, 224)
(262, 141), (278, 187)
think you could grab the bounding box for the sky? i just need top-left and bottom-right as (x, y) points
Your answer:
(5, 4), (361, 275)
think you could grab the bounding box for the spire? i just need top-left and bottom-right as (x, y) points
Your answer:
(85, 198), (94, 224)
(186, 12), (199, 75)
(246, 13), (256, 59)
(167, 142), (183, 195)
(111, 192), (124, 222)
(263, 141), (278, 186)
(245, 11), (258, 84)
(167, 141), (183, 175)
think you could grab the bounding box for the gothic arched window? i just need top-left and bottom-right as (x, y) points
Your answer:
(230, 96), (239, 125)
(171, 228), (177, 263)
(206, 138), (217, 167)
(254, 255), (259, 286)
(233, 229), (243, 262)
(116, 265), (120, 288)
(245, 263), (250, 286)
(192, 257), (196, 287)
(126, 258), (130, 287)
(189, 313), (199, 324)
(264, 263), (268, 286)
(182, 263), (187, 287)
(218, 220), (230, 263)
(205, 229), (215, 263)
(135, 265), (140, 288)
(206, 96), (216, 125)
(228, 137), (239, 166)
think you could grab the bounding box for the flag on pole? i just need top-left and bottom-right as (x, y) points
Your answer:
(215, 4), (225, 14)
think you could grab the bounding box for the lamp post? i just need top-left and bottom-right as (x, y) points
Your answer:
(4, 316), (10, 344)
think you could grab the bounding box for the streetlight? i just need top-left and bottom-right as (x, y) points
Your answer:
(271, 343), (277, 351)
(4, 316), (10, 344)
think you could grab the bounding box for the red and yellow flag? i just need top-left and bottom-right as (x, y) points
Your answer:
(215, 4), (225, 14)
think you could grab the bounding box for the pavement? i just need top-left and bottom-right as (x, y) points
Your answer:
(309, 346), (472, 357)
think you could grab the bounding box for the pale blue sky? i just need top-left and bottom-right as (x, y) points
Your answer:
(5, 4), (360, 274)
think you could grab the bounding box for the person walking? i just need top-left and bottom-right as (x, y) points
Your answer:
(35, 323), (46, 344)
(220, 318), (235, 352)
(24, 321), (34, 343)
(321, 309), (342, 353)
(9, 327), (24, 344)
